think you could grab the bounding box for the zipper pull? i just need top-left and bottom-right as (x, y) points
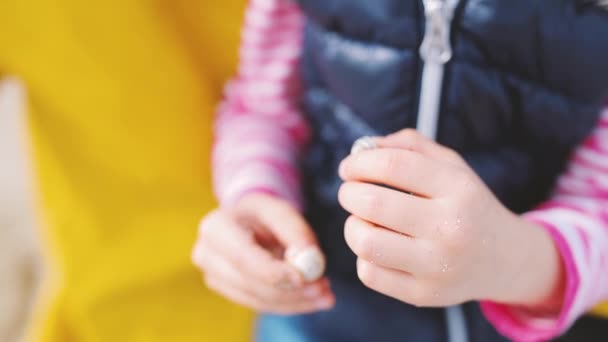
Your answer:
(420, 0), (456, 64)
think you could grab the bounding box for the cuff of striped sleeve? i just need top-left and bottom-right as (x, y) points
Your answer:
(214, 162), (303, 211)
(480, 215), (580, 342)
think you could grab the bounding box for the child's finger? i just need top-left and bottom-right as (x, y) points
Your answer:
(206, 274), (334, 315)
(205, 274), (268, 311)
(239, 195), (326, 281)
(203, 253), (335, 315)
(344, 216), (429, 275)
(378, 129), (464, 165)
(339, 148), (455, 198)
(338, 181), (433, 238)
(198, 212), (303, 287)
(242, 195), (319, 252)
(201, 246), (332, 307)
(356, 258), (452, 308)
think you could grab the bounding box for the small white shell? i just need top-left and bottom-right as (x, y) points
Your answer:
(287, 247), (326, 282)
(351, 136), (378, 155)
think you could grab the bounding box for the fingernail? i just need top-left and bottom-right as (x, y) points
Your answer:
(338, 160), (347, 179)
(351, 136), (378, 155)
(287, 247), (326, 282)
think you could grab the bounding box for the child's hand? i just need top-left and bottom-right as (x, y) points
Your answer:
(192, 193), (335, 314)
(338, 129), (562, 308)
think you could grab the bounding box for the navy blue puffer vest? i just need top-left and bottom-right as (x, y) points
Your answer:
(257, 1), (608, 341)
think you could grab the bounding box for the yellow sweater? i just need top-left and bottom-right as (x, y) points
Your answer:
(0, 0), (253, 341)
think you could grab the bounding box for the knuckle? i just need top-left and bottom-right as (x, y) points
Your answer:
(445, 230), (468, 251)
(402, 129), (422, 148)
(446, 149), (463, 162)
(423, 246), (446, 277)
(338, 183), (352, 208)
(460, 173), (478, 192)
(361, 188), (385, 219)
(438, 144), (462, 162)
(435, 237), (462, 265)
(402, 128), (418, 137)
(198, 210), (221, 235)
(436, 215), (460, 238)
(453, 170), (479, 196)
(436, 217), (470, 252)
(380, 150), (403, 179)
(357, 260), (378, 288)
(191, 246), (207, 269)
(204, 274), (219, 291)
(353, 225), (376, 260)
(410, 284), (435, 308)
(343, 215), (358, 247)
(345, 216), (374, 260)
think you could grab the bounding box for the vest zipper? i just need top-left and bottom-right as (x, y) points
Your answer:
(417, 1), (469, 342)
(417, 0), (458, 139)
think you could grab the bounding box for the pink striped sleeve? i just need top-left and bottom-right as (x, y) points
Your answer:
(482, 107), (608, 342)
(213, 0), (308, 209)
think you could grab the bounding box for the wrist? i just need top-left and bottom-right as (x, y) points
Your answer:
(486, 210), (565, 311)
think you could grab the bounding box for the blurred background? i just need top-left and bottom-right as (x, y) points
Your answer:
(0, 78), (42, 342)
(0, 2), (254, 341)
